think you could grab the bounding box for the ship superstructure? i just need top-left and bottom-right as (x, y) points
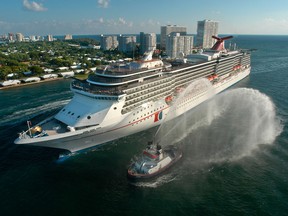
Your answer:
(15, 36), (251, 152)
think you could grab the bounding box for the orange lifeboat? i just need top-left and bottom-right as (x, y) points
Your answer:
(207, 75), (214, 81)
(165, 95), (173, 104)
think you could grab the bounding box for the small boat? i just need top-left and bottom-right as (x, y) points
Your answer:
(127, 142), (182, 179)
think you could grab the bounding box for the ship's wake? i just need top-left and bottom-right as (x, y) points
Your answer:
(129, 172), (180, 188)
(0, 99), (69, 127)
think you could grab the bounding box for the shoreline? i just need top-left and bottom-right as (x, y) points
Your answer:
(0, 77), (67, 90)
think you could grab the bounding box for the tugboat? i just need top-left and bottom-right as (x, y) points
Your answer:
(127, 142), (182, 179)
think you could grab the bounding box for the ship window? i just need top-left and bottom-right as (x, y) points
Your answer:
(72, 113), (74, 115)
(68, 111), (71, 114)
(114, 107), (117, 110)
(62, 109), (65, 112)
(87, 116), (91, 120)
(77, 116), (80, 118)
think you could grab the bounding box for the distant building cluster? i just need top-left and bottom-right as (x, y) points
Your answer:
(0, 19), (219, 59)
(99, 19), (218, 59)
(0, 33), (73, 42)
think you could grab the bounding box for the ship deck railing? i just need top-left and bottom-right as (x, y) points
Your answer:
(71, 81), (125, 96)
(96, 64), (163, 76)
(71, 74), (173, 96)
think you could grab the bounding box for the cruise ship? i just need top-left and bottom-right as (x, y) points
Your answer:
(14, 36), (251, 152)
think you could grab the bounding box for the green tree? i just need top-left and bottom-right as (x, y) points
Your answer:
(29, 65), (44, 75)
(0, 66), (12, 80)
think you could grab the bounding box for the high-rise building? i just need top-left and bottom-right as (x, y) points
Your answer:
(64, 34), (73, 40)
(8, 33), (14, 42)
(15, 33), (24, 42)
(160, 25), (187, 49)
(139, 32), (157, 55)
(118, 35), (136, 53)
(29, 35), (36, 41)
(196, 20), (219, 49)
(47, 34), (54, 42)
(100, 35), (119, 50)
(166, 33), (194, 59)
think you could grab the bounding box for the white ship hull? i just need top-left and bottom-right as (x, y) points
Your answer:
(15, 67), (250, 152)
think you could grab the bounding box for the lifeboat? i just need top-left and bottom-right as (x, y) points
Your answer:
(165, 95), (173, 104)
(233, 65), (241, 70)
(207, 75), (214, 81)
(207, 74), (218, 81)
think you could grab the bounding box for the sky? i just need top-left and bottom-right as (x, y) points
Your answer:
(1, 0), (288, 36)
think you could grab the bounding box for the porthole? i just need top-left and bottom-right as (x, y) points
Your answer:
(77, 116), (80, 118)
(114, 107), (117, 110)
(87, 116), (91, 120)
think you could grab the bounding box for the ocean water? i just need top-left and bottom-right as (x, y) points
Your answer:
(0, 35), (288, 216)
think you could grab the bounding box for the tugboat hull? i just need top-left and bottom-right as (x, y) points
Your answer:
(127, 145), (182, 180)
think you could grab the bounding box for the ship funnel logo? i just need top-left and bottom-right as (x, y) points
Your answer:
(154, 111), (163, 122)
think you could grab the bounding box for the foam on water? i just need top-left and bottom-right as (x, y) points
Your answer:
(0, 99), (70, 126)
(129, 172), (179, 188)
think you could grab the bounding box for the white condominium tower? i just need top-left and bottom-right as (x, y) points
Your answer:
(196, 20), (219, 49)
(160, 25), (187, 49)
(139, 32), (157, 55)
(166, 33), (193, 59)
(100, 35), (119, 50)
(15, 33), (24, 42)
(118, 35), (137, 53)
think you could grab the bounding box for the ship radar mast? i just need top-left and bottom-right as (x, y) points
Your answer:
(211, 35), (233, 51)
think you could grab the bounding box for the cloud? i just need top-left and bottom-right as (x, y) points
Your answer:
(118, 17), (126, 25)
(23, 0), (47, 12)
(262, 17), (288, 33)
(99, 17), (104, 23)
(140, 19), (161, 27)
(98, 0), (110, 8)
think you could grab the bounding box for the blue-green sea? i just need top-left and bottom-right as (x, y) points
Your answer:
(0, 35), (288, 216)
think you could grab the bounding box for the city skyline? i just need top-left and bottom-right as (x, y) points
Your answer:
(1, 0), (288, 36)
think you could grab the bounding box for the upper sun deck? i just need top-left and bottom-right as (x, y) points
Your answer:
(95, 50), (167, 78)
(95, 59), (164, 78)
